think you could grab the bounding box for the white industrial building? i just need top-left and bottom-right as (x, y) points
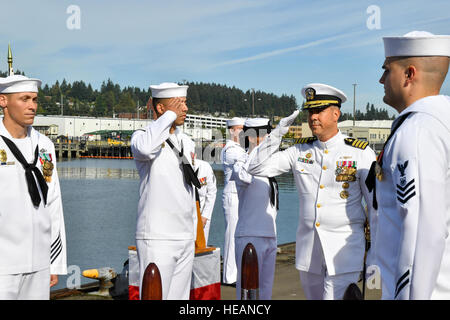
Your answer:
(31, 114), (226, 141)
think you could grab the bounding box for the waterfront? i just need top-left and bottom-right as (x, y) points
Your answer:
(53, 158), (299, 291)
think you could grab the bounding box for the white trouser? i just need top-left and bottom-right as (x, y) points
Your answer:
(136, 239), (195, 300)
(235, 236), (277, 300)
(299, 268), (360, 300)
(0, 268), (50, 300)
(222, 192), (239, 284)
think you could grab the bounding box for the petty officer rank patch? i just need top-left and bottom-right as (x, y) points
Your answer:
(394, 159), (417, 206)
(39, 149), (54, 183)
(344, 138), (369, 150)
(335, 160), (357, 182)
(0, 149), (15, 166)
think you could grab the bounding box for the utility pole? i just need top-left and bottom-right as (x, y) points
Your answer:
(61, 93), (64, 116)
(7, 43), (14, 76)
(352, 83), (357, 128)
(251, 88), (255, 116)
(137, 100), (140, 119)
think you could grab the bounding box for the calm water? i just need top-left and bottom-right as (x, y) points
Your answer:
(53, 158), (299, 290)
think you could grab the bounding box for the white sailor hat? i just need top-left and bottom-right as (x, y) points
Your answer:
(226, 117), (245, 127)
(0, 74), (41, 94)
(301, 83), (347, 109)
(383, 31), (450, 58)
(150, 82), (188, 98)
(244, 118), (270, 128)
(243, 118), (272, 136)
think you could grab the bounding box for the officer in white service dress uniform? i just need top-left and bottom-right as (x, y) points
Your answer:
(247, 84), (376, 299)
(0, 71), (67, 299)
(131, 82), (200, 300)
(192, 155), (217, 245)
(221, 117), (245, 284)
(232, 118), (279, 300)
(368, 31), (450, 299)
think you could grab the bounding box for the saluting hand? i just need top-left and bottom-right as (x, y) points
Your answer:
(164, 97), (187, 118)
(278, 110), (300, 135)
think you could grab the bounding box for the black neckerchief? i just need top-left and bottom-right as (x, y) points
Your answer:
(365, 112), (412, 209)
(165, 138), (201, 189)
(268, 177), (279, 210)
(1, 135), (48, 207)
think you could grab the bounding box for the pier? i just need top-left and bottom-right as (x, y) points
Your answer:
(54, 140), (133, 159)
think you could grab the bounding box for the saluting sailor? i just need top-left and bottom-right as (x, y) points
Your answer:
(131, 82), (200, 300)
(191, 152), (217, 245)
(221, 117), (245, 285)
(247, 83), (376, 300)
(232, 118), (280, 300)
(0, 49), (67, 299)
(369, 31), (450, 299)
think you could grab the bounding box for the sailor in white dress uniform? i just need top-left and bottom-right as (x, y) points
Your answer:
(0, 73), (67, 300)
(221, 117), (245, 284)
(369, 31), (450, 299)
(131, 82), (200, 300)
(232, 118), (279, 300)
(247, 84), (376, 299)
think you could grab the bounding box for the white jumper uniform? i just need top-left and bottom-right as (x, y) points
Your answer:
(373, 95), (450, 300)
(221, 139), (246, 284)
(247, 129), (376, 299)
(131, 110), (197, 300)
(0, 120), (67, 300)
(193, 158), (217, 245)
(232, 147), (278, 300)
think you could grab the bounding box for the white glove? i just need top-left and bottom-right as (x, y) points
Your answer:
(277, 110), (299, 135)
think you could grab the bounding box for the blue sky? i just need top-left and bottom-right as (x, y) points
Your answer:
(1, 0), (450, 116)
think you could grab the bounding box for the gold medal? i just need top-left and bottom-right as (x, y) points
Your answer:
(42, 160), (53, 183)
(375, 162), (383, 181)
(306, 153), (312, 159)
(340, 190), (349, 199)
(0, 149), (6, 163)
(43, 161), (54, 170)
(342, 182), (349, 189)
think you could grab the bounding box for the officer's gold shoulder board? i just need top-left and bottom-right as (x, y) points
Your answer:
(344, 138), (369, 150)
(295, 137), (318, 144)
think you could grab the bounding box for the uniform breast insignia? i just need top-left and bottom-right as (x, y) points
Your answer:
(298, 154), (314, 164)
(344, 138), (369, 150)
(199, 176), (207, 187)
(295, 137), (318, 144)
(0, 149), (7, 164)
(0, 149), (15, 166)
(335, 161), (357, 182)
(396, 160), (416, 204)
(39, 151), (54, 183)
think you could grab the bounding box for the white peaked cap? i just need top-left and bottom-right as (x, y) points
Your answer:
(244, 118), (270, 128)
(150, 82), (189, 98)
(383, 31), (450, 57)
(0, 75), (41, 93)
(226, 117), (245, 127)
(301, 83), (347, 109)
